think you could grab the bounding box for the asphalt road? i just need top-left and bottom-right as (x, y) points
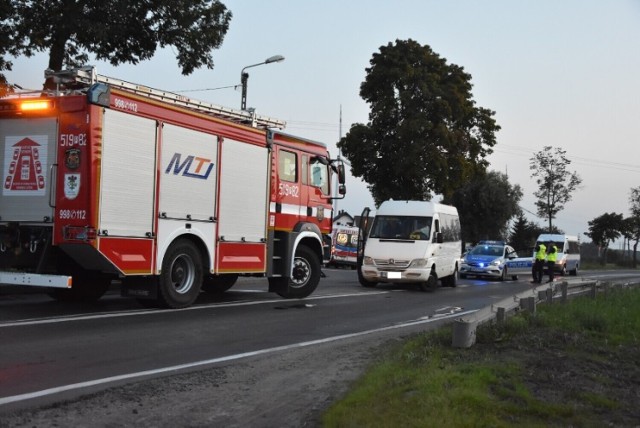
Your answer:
(1, 268), (638, 426)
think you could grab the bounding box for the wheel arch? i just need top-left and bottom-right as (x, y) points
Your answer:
(289, 222), (324, 275)
(158, 232), (211, 275)
(294, 234), (323, 263)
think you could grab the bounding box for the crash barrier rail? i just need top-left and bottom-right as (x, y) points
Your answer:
(451, 277), (640, 348)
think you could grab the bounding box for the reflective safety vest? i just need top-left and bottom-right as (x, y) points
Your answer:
(546, 245), (558, 263)
(535, 244), (547, 261)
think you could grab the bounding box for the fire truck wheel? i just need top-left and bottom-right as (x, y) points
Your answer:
(202, 274), (239, 294)
(48, 274), (112, 303)
(276, 245), (321, 299)
(157, 240), (203, 308)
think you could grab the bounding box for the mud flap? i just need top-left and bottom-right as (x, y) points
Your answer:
(121, 276), (158, 300)
(268, 276), (288, 294)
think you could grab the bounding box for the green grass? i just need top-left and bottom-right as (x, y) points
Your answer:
(322, 287), (640, 427)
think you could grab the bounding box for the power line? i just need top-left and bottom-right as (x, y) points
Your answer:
(284, 119), (640, 174)
(494, 144), (640, 173)
(173, 84), (240, 93)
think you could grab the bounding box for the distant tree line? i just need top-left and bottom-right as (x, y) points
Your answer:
(583, 186), (640, 267)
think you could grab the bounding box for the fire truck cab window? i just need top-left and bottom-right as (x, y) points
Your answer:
(310, 158), (330, 194)
(279, 150), (297, 182)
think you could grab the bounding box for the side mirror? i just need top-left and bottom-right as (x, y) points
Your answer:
(337, 163), (346, 184)
(435, 232), (444, 244)
(338, 184), (346, 195)
(312, 156), (329, 166)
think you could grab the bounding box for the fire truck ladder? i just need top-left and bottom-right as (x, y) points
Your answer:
(45, 67), (285, 129)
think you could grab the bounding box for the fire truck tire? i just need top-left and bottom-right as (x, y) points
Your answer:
(48, 274), (112, 302)
(202, 274), (239, 293)
(157, 239), (203, 309)
(275, 245), (321, 299)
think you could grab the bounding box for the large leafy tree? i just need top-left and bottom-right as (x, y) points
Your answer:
(584, 212), (624, 265)
(337, 39), (500, 205)
(529, 146), (582, 232)
(450, 171), (522, 244)
(3, 0), (231, 89)
(0, 0), (14, 96)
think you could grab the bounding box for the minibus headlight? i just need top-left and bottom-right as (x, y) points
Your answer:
(363, 256), (374, 265)
(409, 258), (428, 268)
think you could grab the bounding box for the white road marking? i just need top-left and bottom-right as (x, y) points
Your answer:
(0, 291), (391, 328)
(0, 308), (476, 406)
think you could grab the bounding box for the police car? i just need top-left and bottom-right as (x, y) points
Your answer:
(459, 240), (520, 281)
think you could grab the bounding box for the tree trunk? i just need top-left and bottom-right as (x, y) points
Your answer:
(43, 37), (67, 90)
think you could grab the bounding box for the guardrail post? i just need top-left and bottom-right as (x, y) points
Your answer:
(519, 296), (536, 314)
(452, 319), (477, 348)
(497, 307), (506, 323)
(545, 287), (553, 304)
(561, 282), (568, 303)
(591, 281), (598, 298)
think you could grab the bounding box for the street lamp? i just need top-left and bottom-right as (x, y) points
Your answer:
(240, 55), (285, 110)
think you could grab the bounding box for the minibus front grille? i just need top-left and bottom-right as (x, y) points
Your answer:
(374, 259), (411, 268)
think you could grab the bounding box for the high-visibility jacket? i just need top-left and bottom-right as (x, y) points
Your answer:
(535, 243), (547, 261)
(546, 245), (558, 263)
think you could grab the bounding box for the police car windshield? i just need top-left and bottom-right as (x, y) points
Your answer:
(470, 245), (503, 257)
(370, 215), (432, 240)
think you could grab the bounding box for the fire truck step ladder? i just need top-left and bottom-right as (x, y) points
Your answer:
(45, 67), (285, 130)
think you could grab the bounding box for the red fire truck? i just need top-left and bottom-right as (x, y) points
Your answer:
(0, 67), (345, 308)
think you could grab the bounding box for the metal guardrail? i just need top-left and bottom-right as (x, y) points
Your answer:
(452, 277), (640, 348)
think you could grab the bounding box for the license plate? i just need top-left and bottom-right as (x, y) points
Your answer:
(383, 271), (401, 279)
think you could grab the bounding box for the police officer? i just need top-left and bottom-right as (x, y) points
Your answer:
(546, 242), (558, 283)
(532, 242), (546, 284)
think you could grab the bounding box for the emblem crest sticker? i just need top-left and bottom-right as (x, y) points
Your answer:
(65, 148), (81, 169)
(64, 173), (80, 200)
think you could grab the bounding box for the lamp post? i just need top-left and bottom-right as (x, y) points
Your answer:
(240, 55), (285, 110)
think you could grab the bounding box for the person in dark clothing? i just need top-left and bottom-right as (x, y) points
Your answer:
(531, 243), (546, 284)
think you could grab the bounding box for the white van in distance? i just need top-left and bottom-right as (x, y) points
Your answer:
(536, 234), (581, 276)
(359, 200), (461, 290)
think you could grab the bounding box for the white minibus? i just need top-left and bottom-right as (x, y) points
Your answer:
(536, 234), (581, 276)
(359, 200), (461, 290)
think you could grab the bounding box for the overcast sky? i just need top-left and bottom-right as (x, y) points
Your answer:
(6, 0), (640, 245)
